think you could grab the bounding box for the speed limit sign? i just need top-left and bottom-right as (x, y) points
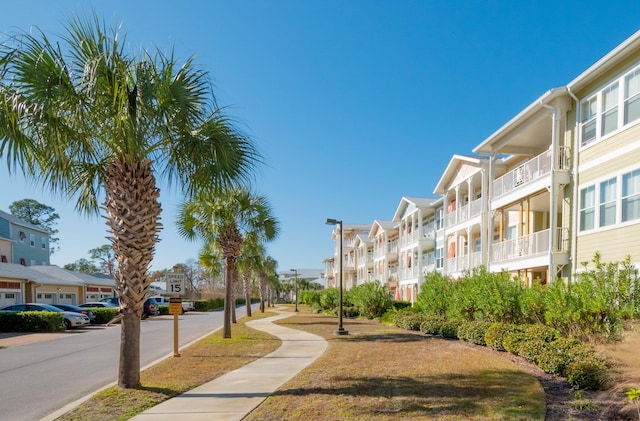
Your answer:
(166, 273), (186, 296)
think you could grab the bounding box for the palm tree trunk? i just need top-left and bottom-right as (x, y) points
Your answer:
(232, 268), (238, 323)
(223, 257), (234, 338)
(259, 273), (266, 313)
(243, 270), (252, 317)
(118, 311), (141, 388)
(105, 160), (161, 389)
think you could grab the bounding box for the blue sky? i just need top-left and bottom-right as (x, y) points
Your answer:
(1, 1), (640, 274)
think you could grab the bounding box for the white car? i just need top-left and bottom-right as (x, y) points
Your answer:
(0, 303), (90, 329)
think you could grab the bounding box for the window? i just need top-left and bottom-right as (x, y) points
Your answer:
(599, 178), (617, 227)
(5, 293), (15, 299)
(435, 207), (444, 230)
(602, 83), (619, 136)
(623, 169), (640, 222)
(18, 231), (26, 242)
(29, 234), (35, 247)
(580, 186), (596, 231)
(1, 255), (6, 263)
(41, 237), (47, 249)
(625, 68), (640, 125)
(580, 64), (640, 147)
(435, 247), (444, 269)
(581, 96), (597, 145)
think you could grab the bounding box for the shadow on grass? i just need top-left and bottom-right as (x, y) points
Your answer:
(270, 370), (543, 419)
(135, 385), (180, 398)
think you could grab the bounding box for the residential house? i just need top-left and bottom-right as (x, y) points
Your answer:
(393, 197), (439, 302)
(0, 209), (51, 266)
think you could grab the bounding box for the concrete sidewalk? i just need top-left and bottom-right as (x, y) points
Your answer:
(129, 311), (328, 421)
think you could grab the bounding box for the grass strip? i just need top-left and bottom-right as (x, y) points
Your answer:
(57, 310), (281, 421)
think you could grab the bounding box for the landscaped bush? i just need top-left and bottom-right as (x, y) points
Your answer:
(439, 319), (462, 338)
(456, 320), (492, 345)
(419, 316), (446, 335)
(320, 288), (340, 310)
(89, 307), (120, 324)
(0, 312), (64, 332)
(194, 298), (224, 311)
(484, 323), (523, 351)
(536, 337), (591, 376)
(393, 309), (427, 331)
(301, 290), (322, 309)
(349, 282), (393, 319)
(415, 271), (452, 317)
(392, 301), (412, 311)
(565, 355), (609, 390)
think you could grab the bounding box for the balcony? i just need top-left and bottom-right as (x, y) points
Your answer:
(490, 228), (568, 263)
(492, 147), (569, 199)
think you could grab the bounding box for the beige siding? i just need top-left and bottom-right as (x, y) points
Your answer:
(578, 123), (640, 183)
(576, 224), (640, 265)
(573, 57), (640, 99)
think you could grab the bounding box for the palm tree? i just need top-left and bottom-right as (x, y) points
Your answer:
(177, 187), (278, 338)
(258, 255), (277, 312)
(0, 16), (258, 388)
(237, 233), (265, 317)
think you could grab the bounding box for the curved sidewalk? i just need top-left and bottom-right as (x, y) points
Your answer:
(130, 311), (328, 421)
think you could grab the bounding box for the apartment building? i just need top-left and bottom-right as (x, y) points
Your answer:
(327, 223), (370, 291)
(354, 233), (374, 285)
(393, 197), (439, 302)
(369, 220), (399, 298)
(567, 30), (640, 273)
(434, 156), (491, 279)
(325, 29), (640, 296)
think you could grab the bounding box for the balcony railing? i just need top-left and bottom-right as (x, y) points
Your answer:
(492, 147), (568, 199)
(444, 196), (483, 228)
(490, 228), (568, 263)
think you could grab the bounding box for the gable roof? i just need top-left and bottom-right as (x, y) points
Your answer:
(0, 263), (81, 286)
(0, 209), (51, 234)
(392, 196), (438, 221)
(433, 154), (489, 195)
(29, 265), (114, 287)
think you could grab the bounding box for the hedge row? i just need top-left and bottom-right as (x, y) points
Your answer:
(392, 310), (609, 390)
(0, 312), (64, 332)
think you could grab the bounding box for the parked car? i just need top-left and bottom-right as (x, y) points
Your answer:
(151, 296), (194, 312)
(85, 298), (159, 318)
(79, 302), (118, 308)
(50, 303), (96, 323)
(143, 298), (160, 318)
(99, 297), (119, 306)
(0, 303), (90, 329)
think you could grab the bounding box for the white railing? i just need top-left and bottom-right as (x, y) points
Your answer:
(490, 228), (567, 263)
(492, 148), (569, 198)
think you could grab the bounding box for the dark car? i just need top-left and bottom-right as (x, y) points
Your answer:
(51, 303), (97, 323)
(94, 297), (158, 318)
(143, 298), (160, 318)
(0, 303), (90, 329)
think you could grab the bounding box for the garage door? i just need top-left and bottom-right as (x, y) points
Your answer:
(36, 292), (55, 304)
(58, 293), (76, 305)
(0, 292), (19, 307)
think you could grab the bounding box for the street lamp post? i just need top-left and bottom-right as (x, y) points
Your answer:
(290, 268), (299, 312)
(326, 218), (348, 335)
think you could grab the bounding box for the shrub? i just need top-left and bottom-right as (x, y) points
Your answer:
(566, 355), (609, 390)
(392, 301), (412, 311)
(90, 308), (119, 324)
(439, 319), (462, 339)
(517, 339), (548, 363)
(484, 323), (522, 351)
(0, 312), (64, 332)
(301, 290), (322, 308)
(419, 316), (446, 335)
(194, 298), (224, 311)
(393, 309), (427, 331)
(503, 330), (527, 355)
(320, 288), (340, 310)
(415, 271), (453, 317)
(536, 337), (591, 377)
(456, 320), (492, 345)
(349, 282), (393, 319)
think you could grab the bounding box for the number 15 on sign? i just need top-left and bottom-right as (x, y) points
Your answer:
(166, 273), (186, 296)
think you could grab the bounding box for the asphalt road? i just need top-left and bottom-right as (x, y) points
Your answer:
(0, 307), (253, 421)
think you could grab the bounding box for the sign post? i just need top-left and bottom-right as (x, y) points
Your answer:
(166, 267), (186, 357)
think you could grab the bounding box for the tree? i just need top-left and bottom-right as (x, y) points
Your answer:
(258, 255), (277, 312)
(88, 244), (116, 277)
(9, 198), (60, 253)
(177, 188), (279, 338)
(64, 258), (100, 274)
(236, 233), (265, 317)
(0, 16), (258, 388)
